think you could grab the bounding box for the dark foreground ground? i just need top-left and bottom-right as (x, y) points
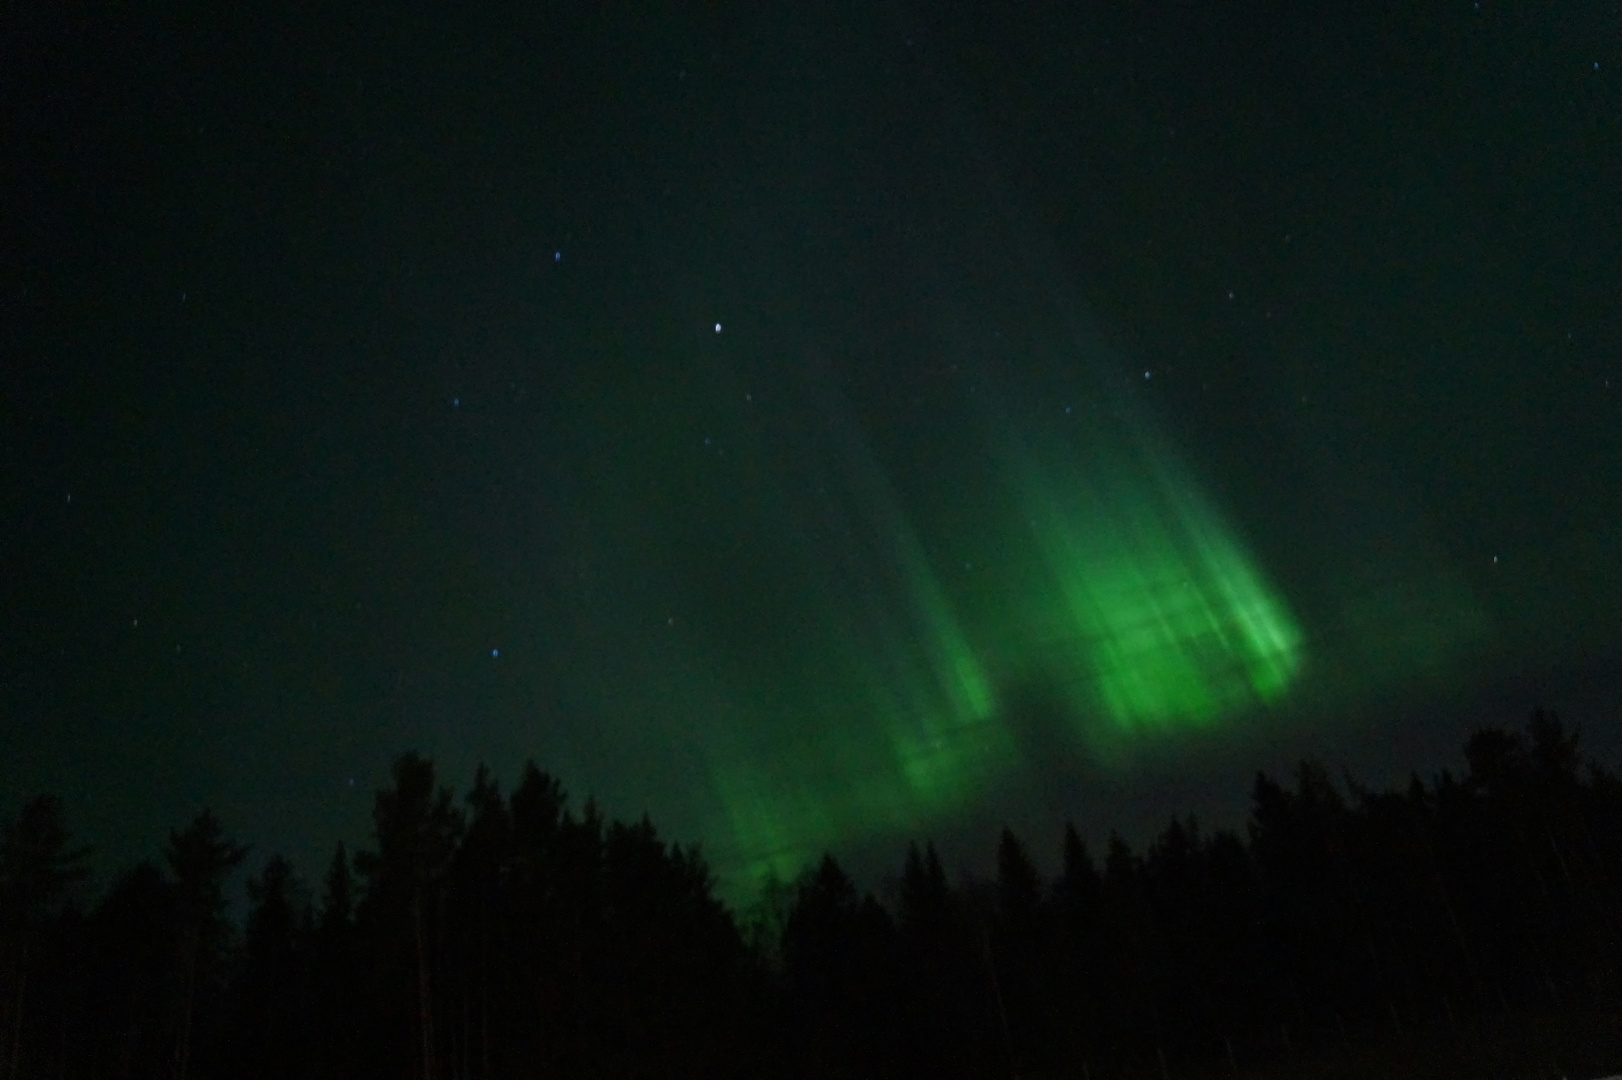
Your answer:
(1083, 1003), (1622, 1080)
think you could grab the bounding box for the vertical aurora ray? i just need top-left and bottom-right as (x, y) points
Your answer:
(612, 282), (1471, 893)
(585, 326), (1500, 895)
(542, 129), (1507, 900)
(1002, 429), (1304, 751)
(683, 343), (1316, 887)
(695, 375), (1020, 884)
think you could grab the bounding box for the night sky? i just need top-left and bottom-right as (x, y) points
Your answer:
(4, 1), (1619, 896)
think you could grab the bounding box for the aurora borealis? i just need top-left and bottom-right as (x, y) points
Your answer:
(704, 393), (1312, 880)
(3, 1), (1619, 894)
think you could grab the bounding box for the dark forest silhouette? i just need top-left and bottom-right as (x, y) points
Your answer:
(3, 710), (1621, 1078)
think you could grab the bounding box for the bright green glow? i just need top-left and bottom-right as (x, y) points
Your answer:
(607, 368), (1510, 904)
(696, 412), (1020, 889)
(871, 525), (1002, 794)
(711, 695), (1018, 890)
(598, 343), (1324, 896)
(696, 406), (1308, 890)
(543, 339), (1502, 903)
(1010, 435), (1303, 745)
(807, 407), (1010, 804)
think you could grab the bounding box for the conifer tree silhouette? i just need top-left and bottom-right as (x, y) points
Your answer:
(356, 754), (465, 1080)
(0, 795), (87, 1080)
(164, 810), (246, 1080)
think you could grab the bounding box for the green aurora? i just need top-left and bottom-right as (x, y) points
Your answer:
(662, 366), (1315, 884)
(9, 0), (1613, 906)
(530, 327), (1505, 893)
(535, 303), (1505, 892)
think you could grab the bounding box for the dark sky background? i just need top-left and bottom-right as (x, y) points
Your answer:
(3, 0), (1619, 898)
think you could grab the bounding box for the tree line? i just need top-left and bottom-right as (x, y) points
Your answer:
(2, 710), (1620, 1078)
